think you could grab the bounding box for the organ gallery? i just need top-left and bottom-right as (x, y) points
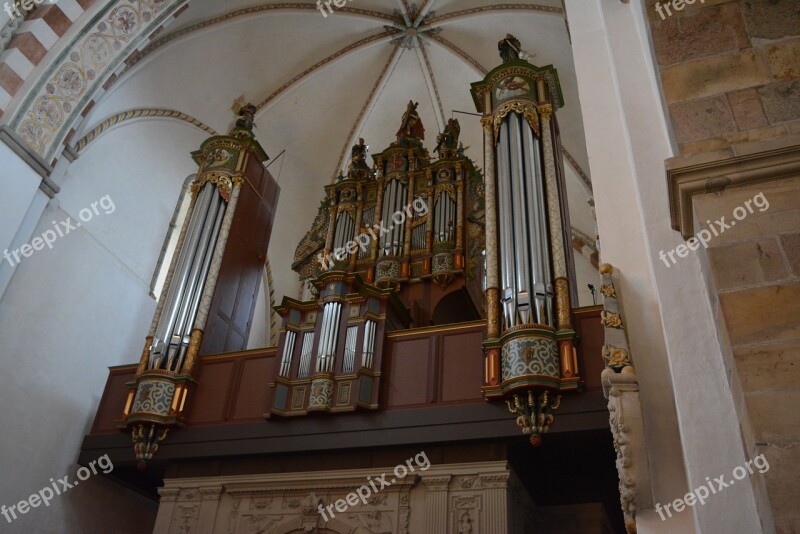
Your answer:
(81, 35), (636, 533)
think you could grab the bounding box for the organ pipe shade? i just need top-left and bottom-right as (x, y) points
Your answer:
(496, 113), (554, 329)
(149, 182), (227, 372)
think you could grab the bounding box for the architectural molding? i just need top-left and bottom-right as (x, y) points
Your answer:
(8, 0), (191, 161)
(667, 141), (800, 238)
(74, 108), (217, 153)
(153, 461), (523, 534)
(0, 125), (58, 197)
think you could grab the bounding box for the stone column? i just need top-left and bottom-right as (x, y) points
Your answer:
(152, 487), (180, 533)
(196, 486), (224, 534)
(421, 475), (452, 534)
(478, 472), (510, 533)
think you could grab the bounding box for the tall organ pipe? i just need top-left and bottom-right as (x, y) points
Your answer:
(497, 125), (515, 329)
(169, 194), (226, 371)
(496, 114), (555, 329)
(151, 183), (226, 370)
(317, 302), (331, 367)
(525, 121), (552, 325)
(173, 199), (225, 370)
(151, 185), (212, 367)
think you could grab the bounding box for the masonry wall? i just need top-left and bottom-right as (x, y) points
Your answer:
(646, 0), (800, 155)
(694, 177), (800, 533)
(647, 1), (800, 531)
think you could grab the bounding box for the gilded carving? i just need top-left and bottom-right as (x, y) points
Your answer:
(600, 283), (617, 298)
(492, 100), (540, 141)
(601, 310), (623, 329)
(603, 345), (631, 369)
(190, 172), (238, 202)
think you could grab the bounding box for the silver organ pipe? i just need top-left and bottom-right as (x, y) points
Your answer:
(150, 182), (227, 372)
(298, 332), (314, 377)
(279, 330), (297, 376)
(380, 180), (395, 256)
(150, 184), (212, 369)
(434, 193), (456, 243)
(342, 326), (358, 373)
(333, 211), (355, 258)
(394, 181), (406, 256)
(525, 121), (553, 326)
(509, 116), (531, 325)
(380, 180), (408, 257)
(497, 124), (515, 329)
(412, 222), (426, 251)
(359, 207), (375, 259)
(497, 114), (555, 329)
(316, 302), (331, 370)
(172, 193), (225, 370)
(317, 302), (341, 373)
(361, 319), (376, 369)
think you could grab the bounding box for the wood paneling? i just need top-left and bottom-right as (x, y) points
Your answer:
(574, 306), (604, 392)
(440, 330), (484, 403)
(200, 156), (279, 355)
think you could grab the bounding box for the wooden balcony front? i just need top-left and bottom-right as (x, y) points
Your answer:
(81, 307), (606, 472)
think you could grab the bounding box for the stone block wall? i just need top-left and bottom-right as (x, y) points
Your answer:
(694, 176), (800, 533)
(645, 0), (800, 155)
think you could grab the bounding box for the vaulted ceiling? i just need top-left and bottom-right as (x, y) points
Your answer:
(68, 0), (597, 305)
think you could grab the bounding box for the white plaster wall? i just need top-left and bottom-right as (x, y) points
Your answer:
(0, 142), (44, 296)
(566, 0), (764, 532)
(0, 119), (204, 532)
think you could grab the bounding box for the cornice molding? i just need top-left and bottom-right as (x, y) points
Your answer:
(667, 142), (800, 238)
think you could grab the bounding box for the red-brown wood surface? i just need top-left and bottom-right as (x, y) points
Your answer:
(200, 154), (279, 355)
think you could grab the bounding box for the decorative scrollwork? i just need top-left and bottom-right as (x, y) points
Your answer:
(492, 101), (540, 142)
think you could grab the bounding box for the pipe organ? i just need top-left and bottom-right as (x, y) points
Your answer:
(268, 103), (487, 416)
(121, 105), (279, 467)
(472, 35), (580, 446)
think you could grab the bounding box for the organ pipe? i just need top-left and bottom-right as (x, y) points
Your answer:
(280, 330), (297, 376)
(150, 182), (227, 372)
(299, 332), (314, 377)
(472, 34), (580, 446)
(362, 319), (376, 369)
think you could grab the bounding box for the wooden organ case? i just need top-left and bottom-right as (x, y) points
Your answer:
(266, 102), (487, 416)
